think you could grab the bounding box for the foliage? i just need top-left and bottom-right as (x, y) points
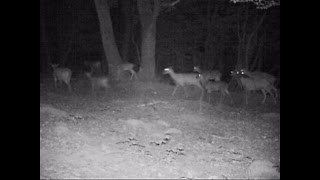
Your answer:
(230, 0), (280, 9)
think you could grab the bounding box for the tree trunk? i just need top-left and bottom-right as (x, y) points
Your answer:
(120, 0), (133, 63)
(137, 0), (160, 80)
(236, 6), (243, 69)
(250, 33), (263, 71)
(245, 12), (266, 71)
(94, 0), (122, 79)
(139, 23), (156, 80)
(204, 0), (218, 69)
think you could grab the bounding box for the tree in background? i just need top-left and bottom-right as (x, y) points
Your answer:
(137, 0), (180, 80)
(91, 0), (279, 80)
(230, 0), (280, 9)
(94, 0), (122, 80)
(233, 0), (279, 71)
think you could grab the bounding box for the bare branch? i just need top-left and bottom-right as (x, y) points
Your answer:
(230, 0), (280, 9)
(161, 0), (180, 7)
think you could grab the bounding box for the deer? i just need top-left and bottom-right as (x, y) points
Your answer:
(231, 69), (277, 105)
(85, 72), (109, 94)
(116, 63), (138, 80)
(51, 64), (72, 92)
(163, 67), (204, 97)
(239, 69), (276, 85)
(196, 73), (233, 104)
(193, 66), (222, 82)
(84, 61), (102, 76)
(239, 68), (278, 99)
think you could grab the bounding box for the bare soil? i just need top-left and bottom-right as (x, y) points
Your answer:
(40, 76), (280, 179)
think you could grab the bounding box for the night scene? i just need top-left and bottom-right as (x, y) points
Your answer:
(40, 0), (280, 179)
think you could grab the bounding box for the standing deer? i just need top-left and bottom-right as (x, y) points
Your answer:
(85, 72), (109, 94)
(239, 69), (278, 99)
(196, 73), (233, 104)
(116, 63), (138, 80)
(51, 64), (72, 92)
(193, 66), (222, 82)
(163, 67), (204, 97)
(231, 70), (277, 104)
(84, 61), (102, 76)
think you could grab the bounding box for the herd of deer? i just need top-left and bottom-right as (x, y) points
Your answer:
(50, 61), (137, 93)
(163, 66), (278, 105)
(50, 62), (278, 105)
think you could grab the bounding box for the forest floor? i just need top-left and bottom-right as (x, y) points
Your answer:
(40, 74), (280, 179)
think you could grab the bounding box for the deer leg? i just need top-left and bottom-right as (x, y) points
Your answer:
(226, 90), (234, 104)
(53, 77), (58, 89)
(63, 79), (71, 92)
(266, 87), (277, 104)
(67, 83), (72, 92)
(216, 90), (222, 104)
(182, 86), (189, 97)
(130, 70), (137, 80)
(272, 90), (278, 104)
(91, 84), (95, 94)
(200, 87), (205, 102)
(129, 70), (134, 80)
(245, 90), (249, 105)
(172, 85), (180, 96)
(270, 85), (278, 100)
(261, 89), (267, 104)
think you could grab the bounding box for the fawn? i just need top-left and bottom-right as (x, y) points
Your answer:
(196, 73), (233, 104)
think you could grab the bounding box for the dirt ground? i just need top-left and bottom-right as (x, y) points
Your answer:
(40, 76), (280, 179)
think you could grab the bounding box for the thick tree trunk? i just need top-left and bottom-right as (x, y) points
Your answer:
(137, 0), (160, 81)
(139, 23), (156, 80)
(94, 0), (122, 80)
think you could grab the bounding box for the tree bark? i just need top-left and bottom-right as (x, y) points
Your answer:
(94, 0), (122, 79)
(56, 0), (73, 66)
(204, 0), (218, 69)
(139, 23), (157, 80)
(120, 0), (133, 63)
(245, 12), (266, 71)
(137, 0), (160, 80)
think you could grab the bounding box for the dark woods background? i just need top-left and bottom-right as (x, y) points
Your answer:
(40, 0), (279, 82)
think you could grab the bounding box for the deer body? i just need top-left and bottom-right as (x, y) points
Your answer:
(163, 67), (203, 97)
(84, 61), (102, 76)
(240, 69), (276, 86)
(116, 63), (137, 80)
(193, 66), (222, 82)
(85, 72), (109, 94)
(197, 74), (233, 104)
(51, 64), (72, 92)
(232, 70), (277, 104)
(240, 69), (278, 100)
